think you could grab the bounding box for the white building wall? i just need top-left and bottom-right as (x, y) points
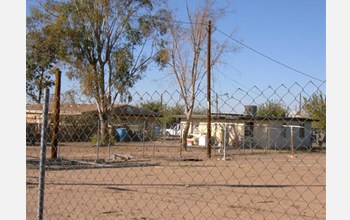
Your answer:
(251, 120), (312, 150)
(181, 118), (312, 150)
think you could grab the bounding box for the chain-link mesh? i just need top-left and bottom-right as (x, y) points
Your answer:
(26, 82), (326, 219)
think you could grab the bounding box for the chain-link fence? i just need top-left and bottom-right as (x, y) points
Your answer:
(26, 82), (326, 219)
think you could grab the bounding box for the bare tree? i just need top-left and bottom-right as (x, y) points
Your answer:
(164, 0), (239, 152)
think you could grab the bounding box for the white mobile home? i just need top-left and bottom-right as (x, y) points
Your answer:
(174, 113), (315, 151)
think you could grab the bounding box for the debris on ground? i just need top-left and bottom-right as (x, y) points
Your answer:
(107, 154), (137, 161)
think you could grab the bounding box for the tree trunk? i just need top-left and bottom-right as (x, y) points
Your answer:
(99, 111), (110, 145)
(181, 108), (194, 152)
(181, 120), (190, 152)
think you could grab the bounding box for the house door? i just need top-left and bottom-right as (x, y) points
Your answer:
(267, 128), (280, 151)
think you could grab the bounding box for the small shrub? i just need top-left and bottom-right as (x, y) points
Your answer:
(89, 133), (116, 146)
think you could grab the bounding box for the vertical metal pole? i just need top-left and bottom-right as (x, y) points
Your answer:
(180, 123), (182, 144)
(243, 138), (245, 154)
(108, 142), (111, 159)
(163, 122), (166, 142)
(265, 128), (268, 154)
(214, 93), (218, 153)
(213, 123), (216, 156)
(96, 120), (99, 161)
(153, 143), (156, 158)
(275, 142), (277, 154)
(215, 93), (218, 151)
(142, 121), (145, 158)
(58, 143), (60, 158)
(108, 119), (110, 158)
(223, 124), (227, 160)
(180, 123), (182, 158)
(290, 127), (295, 157)
(51, 69), (61, 160)
(268, 128), (270, 153)
(250, 142), (252, 154)
(216, 93), (218, 116)
(206, 20), (212, 158)
(37, 88), (50, 220)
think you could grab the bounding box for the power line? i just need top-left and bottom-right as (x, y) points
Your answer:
(167, 19), (325, 83)
(214, 28), (325, 83)
(214, 67), (261, 96)
(142, 14), (325, 83)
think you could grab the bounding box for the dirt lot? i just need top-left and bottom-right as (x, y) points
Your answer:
(26, 140), (326, 219)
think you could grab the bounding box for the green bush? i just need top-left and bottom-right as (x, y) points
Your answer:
(89, 133), (115, 146)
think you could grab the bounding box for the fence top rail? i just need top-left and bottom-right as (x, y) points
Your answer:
(172, 114), (317, 122)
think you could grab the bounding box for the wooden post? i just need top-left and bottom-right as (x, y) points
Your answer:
(283, 125), (302, 158)
(51, 69), (61, 160)
(206, 20), (212, 158)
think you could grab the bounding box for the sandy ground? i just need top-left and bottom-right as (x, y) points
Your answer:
(26, 140), (326, 219)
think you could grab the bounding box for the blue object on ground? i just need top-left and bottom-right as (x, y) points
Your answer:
(116, 128), (127, 142)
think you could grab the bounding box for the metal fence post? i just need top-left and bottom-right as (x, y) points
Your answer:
(37, 88), (50, 220)
(142, 121), (146, 158)
(96, 120), (100, 162)
(223, 124), (227, 160)
(152, 143), (156, 158)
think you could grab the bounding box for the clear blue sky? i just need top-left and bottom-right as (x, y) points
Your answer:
(25, 0), (326, 110)
(129, 0), (326, 112)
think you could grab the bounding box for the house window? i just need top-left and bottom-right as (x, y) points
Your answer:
(299, 123), (305, 138)
(244, 122), (254, 137)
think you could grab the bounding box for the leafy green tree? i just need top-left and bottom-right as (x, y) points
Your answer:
(303, 93), (326, 145)
(193, 107), (207, 115)
(257, 100), (289, 117)
(50, 89), (80, 105)
(163, 103), (185, 126)
(139, 100), (185, 127)
(27, 0), (169, 143)
(140, 100), (164, 114)
(26, 6), (60, 103)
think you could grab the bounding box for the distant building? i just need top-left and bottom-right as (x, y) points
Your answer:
(26, 103), (163, 142)
(173, 109), (315, 150)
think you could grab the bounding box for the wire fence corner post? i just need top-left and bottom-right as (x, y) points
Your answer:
(36, 88), (50, 220)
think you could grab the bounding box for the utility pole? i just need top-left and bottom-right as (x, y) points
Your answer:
(51, 69), (61, 160)
(207, 20), (211, 158)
